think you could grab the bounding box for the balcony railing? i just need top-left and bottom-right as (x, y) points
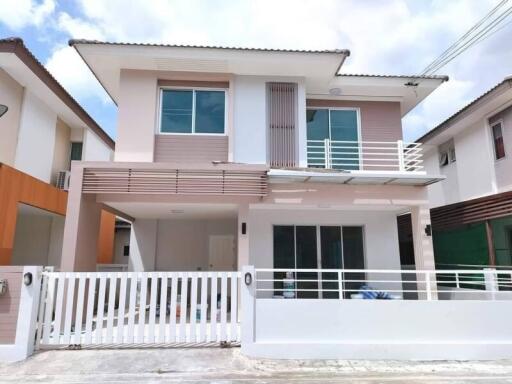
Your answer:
(306, 139), (423, 172)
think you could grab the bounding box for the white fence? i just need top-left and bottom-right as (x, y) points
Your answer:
(306, 140), (423, 172)
(241, 266), (512, 360)
(36, 271), (241, 348)
(254, 267), (512, 300)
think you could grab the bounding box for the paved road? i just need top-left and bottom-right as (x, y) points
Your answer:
(2, 347), (512, 383)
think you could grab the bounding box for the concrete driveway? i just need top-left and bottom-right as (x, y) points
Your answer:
(2, 347), (512, 383)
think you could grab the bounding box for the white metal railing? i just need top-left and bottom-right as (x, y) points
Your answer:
(306, 140), (423, 172)
(254, 268), (512, 300)
(36, 271), (240, 348)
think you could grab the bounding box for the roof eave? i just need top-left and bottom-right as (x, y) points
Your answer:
(0, 37), (115, 150)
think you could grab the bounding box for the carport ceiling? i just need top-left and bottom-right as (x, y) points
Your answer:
(105, 202), (238, 220)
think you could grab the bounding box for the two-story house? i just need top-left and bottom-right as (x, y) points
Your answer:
(419, 76), (512, 269)
(0, 38), (116, 269)
(61, 40), (447, 284)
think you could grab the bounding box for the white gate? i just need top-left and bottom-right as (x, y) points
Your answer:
(36, 271), (240, 348)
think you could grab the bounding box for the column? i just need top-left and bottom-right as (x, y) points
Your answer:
(61, 165), (102, 272)
(237, 204), (250, 270)
(129, 219), (157, 271)
(410, 205), (437, 299)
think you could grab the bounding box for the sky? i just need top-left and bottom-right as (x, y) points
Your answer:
(0, 0), (511, 142)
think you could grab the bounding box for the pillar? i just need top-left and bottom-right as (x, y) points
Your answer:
(410, 205), (437, 299)
(129, 219), (157, 271)
(61, 165), (102, 272)
(237, 204), (250, 270)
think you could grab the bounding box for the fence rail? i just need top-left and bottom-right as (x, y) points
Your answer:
(36, 271), (240, 348)
(306, 140), (423, 172)
(254, 268), (512, 300)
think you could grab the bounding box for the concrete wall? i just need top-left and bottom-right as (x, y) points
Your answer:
(14, 90), (57, 183)
(155, 218), (236, 271)
(83, 129), (112, 161)
(113, 228), (130, 265)
(248, 208), (401, 272)
(10, 211), (64, 269)
(51, 118), (71, 185)
(243, 298), (512, 359)
(0, 69), (23, 167)
(232, 76), (268, 164)
(424, 119), (497, 208)
(0, 266), (23, 344)
(490, 104), (512, 192)
(115, 70), (158, 162)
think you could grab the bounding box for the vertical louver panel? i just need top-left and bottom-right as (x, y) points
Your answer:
(268, 82), (297, 167)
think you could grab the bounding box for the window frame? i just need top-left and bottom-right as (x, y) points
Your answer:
(306, 107), (362, 143)
(272, 223), (367, 270)
(491, 119), (506, 161)
(157, 86), (228, 136)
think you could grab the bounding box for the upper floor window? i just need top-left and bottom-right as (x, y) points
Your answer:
(160, 89), (226, 134)
(491, 120), (505, 160)
(70, 142), (83, 164)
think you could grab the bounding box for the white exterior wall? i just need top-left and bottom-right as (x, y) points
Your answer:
(232, 76), (268, 164)
(493, 105), (512, 192)
(14, 90), (57, 183)
(248, 208), (401, 271)
(424, 119), (498, 208)
(455, 121), (496, 200)
(83, 129), (112, 161)
(242, 297), (512, 360)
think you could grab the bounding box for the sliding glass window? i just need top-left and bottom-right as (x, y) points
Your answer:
(273, 225), (365, 299)
(160, 89), (226, 134)
(306, 108), (360, 170)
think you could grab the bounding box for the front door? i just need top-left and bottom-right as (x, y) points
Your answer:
(208, 235), (235, 270)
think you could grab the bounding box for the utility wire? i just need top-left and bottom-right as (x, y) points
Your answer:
(419, 0), (509, 76)
(421, 4), (512, 76)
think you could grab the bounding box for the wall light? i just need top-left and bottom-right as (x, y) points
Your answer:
(0, 105), (8, 118)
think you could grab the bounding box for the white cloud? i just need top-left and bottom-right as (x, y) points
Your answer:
(45, 45), (111, 104)
(403, 78), (474, 141)
(0, 0), (55, 30)
(29, 0), (512, 140)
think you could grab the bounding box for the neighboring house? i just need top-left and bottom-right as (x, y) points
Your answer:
(61, 39), (447, 276)
(419, 76), (512, 268)
(0, 37), (116, 269)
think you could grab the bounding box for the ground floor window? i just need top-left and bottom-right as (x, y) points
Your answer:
(273, 225), (365, 298)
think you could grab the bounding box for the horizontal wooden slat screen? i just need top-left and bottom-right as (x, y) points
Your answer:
(431, 190), (512, 230)
(154, 135), (228, 163)
(82, 167), (268, 196)
(268, 82), (297, 167)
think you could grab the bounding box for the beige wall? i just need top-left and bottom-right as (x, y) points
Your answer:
(115, 69), (158, 162)
(155, 218), (236, 271)
(306, 99), (403, 142)
(0, 266), (23, 344)
(51, 118), (71, 185)
(0, 69), (23, 166)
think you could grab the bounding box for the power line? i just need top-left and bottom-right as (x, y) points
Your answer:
(417, 0), (512, 77)
(419, 0), (509, 76)
(422, 4), (512, 75)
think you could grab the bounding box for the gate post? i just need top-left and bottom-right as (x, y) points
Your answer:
(0, 266), (42, 362)
(240, 265), (256, 352)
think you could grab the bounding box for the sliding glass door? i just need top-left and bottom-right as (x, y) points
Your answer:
(306, 108), (360, 170)
(273, 225), (365, 298)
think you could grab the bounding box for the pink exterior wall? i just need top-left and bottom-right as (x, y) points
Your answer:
(306, 99), (403, 142)
(115, 70), (233, 163)
(0, 266), (23, 344)
(154, 135), (228, 163)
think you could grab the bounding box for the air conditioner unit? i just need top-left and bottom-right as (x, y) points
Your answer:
(56, 170), (71, 191)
